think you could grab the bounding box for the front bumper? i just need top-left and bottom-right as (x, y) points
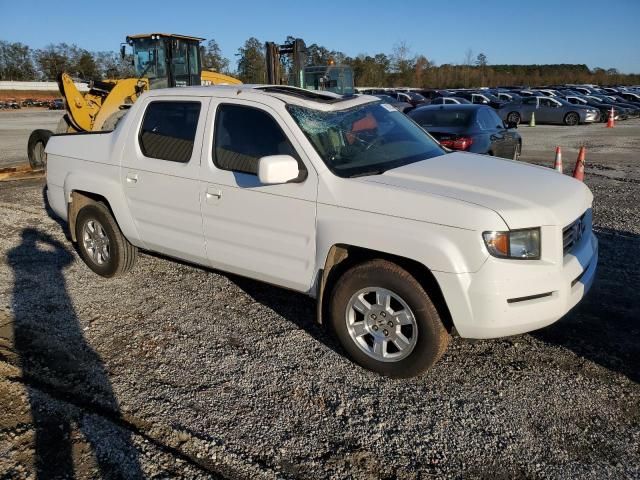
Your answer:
(434, 225), (598, 339)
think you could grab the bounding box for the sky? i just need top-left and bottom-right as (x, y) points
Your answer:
(2, 0), (639, 73)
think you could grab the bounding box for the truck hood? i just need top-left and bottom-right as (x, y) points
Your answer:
(360, 152), (592, 229)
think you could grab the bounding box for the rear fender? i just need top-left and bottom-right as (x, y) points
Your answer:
(63, 170), (144, 248)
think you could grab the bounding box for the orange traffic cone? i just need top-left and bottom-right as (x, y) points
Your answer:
(573, 146), (586, 181)
(606, 107), (615, 128)
(553, 146), (563, 173)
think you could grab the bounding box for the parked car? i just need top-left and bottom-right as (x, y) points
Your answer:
(562, 95), (627, 122)
(417, 89), (457, 101)
(372, 94), (414, 113)
(450, 91), (508, 109)
(44, 85), (597, 378)
(388, 90), (428, 108)
(49, 99), (65, 110)
(586, 95), (640, 117)
(409, 104), (521, 159)
(499, 96), (599, 125)
(428, 97), (471, 105)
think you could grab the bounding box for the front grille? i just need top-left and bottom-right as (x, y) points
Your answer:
(563, 213), (587, 255)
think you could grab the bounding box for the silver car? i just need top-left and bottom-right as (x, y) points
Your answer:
(499, 96), (599, 126)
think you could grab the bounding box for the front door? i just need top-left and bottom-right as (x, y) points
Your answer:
(121, 96), (210, 264)
(199, 100), (318, 292)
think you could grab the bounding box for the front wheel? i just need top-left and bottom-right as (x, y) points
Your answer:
(329, 259), (449, 378)
(75, 203), (137, 278)
(564, 112), (580, 126)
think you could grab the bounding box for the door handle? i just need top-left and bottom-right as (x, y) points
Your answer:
(206, 188), (222, 200)
(126, 173), (138, 184)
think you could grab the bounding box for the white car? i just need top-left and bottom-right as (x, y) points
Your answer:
(45, 85), (598, 378)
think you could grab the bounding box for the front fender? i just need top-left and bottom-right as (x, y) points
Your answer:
(315, 203), (490, 277)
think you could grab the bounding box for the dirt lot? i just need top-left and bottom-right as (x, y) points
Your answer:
(0, 111), (638, 479)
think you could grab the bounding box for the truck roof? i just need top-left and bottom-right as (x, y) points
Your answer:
(143, 85), (376, 112)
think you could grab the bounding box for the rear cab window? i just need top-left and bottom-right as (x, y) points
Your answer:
(138, 101), (201, 163)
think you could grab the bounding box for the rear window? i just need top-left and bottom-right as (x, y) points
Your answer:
(410, 109), (473, 127)
(139, 101), (201, 163)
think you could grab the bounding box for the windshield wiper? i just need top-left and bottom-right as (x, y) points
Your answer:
(348, 169), (387, 178)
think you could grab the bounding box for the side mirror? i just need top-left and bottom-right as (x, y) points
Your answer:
(258, 155), (299, 185)
(120, 44), (126, 60)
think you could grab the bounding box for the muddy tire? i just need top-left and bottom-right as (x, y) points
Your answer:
(101, 110), (128, 131)
(75, 203), (137, 278)
(27, 129), (53, 171)
(329, 259), (449, 378)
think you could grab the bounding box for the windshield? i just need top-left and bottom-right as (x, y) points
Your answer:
(287, 101), (445, 178)
(407, 92), (426, 101)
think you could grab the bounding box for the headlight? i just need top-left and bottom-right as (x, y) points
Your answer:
(482, 228), (541, 259)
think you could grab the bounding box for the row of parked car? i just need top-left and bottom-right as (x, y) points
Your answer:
(354, 84), (639, 160)
(0, 98), (65, 110)
(359, 84), (640, 126)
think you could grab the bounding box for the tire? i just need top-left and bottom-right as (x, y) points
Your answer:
(56, 114), (76, 134)
(101, 110), (128, 131)
(75, 203), (137, 278)
(27, 129), (53, 171)
(513, 141), (521, 160)
(564, 112), (580, 126)
(506, 111), (521, 125)
(329, 259), (449, 378)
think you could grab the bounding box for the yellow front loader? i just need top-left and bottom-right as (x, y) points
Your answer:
(28, 33), (241, 170)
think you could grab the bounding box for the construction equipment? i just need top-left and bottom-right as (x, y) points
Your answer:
(265, 38), (354, 95)
(28, 33), (241, 170)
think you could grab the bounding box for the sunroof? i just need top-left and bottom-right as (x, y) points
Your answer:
(256, 86), (354, 103)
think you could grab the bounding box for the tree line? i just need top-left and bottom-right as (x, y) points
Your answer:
(2, 37), (639, 88)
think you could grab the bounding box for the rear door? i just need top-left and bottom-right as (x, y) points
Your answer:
(198, 100), (318, 292)
(121, 96), (209, 264)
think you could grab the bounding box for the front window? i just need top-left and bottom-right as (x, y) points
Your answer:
(133, 38), (168, 89)
(287, 101), (445, 178)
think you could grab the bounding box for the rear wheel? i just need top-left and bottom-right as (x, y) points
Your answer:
(564, 112), (580, 126)
(75, 203), (137, 278)
(329, 259), (449, 378)
(506, 111), (521, 125)
(27, 129), (52, 171)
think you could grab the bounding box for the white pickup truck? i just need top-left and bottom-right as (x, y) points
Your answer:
(45, 85), (598, 378)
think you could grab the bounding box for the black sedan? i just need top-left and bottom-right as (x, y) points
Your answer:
(408, 104), (521, 160)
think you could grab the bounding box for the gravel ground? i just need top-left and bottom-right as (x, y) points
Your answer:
(0, 113), (638, 479)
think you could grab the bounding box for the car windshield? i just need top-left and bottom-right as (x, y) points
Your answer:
(287, 101), (445, 178)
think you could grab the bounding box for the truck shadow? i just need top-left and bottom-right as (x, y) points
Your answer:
(532, 227), (640, 384)
(7, 228), (143, 479)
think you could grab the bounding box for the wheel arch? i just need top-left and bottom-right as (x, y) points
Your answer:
(316, 244), (454, 334)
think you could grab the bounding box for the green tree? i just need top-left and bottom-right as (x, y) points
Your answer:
(236, 37), (266, 83)
(0, 41), (36, 80)
(201, 39), (230, 73)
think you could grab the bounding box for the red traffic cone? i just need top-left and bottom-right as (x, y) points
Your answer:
(553, 146), (563, 173)
(606, 107), (615, 128)
(573, 146), (586, 181)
